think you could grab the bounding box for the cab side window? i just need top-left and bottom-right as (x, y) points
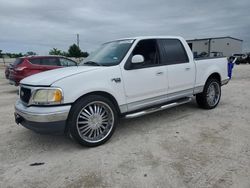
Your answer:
(130, 39), (160, 69)
(158, 39), (189, 65)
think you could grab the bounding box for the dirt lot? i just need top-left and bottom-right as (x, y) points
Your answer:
(0, 65), (250, 188)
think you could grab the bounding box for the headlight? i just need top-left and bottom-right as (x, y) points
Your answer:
(31, 88), (63, 105)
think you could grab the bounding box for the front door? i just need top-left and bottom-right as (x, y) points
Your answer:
(121, 39), (168, 111)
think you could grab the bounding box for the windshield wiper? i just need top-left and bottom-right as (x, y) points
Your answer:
(83, 61), (102, 66)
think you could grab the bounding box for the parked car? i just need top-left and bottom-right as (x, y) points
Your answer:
(210, 51), (223, 57)
(8, 56), (77, 86)
(232, 53), (249, 64)
(15, 36), (230, 147)
(194, 51), (223, 59)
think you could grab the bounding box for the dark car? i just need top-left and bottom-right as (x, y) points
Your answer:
(232, 53), (249, 64)
(8, 56), (77, 86)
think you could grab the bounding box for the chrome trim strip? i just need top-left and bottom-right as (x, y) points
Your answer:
(15, 100), (71, 123)
(121, 88), (194, 113)
(128, 93), (168, 111)
(167, 88), (193, 100)
(119, 104), (128, 114)
(125, 97), (192, 118)
(193, 85), (204, 94)
(221, 78), (230, 85)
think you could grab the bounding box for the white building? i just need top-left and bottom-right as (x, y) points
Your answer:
(187, 37), (243, 57)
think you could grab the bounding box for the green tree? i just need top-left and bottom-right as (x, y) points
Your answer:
(26, 51), (37, 56)
(49, 48), (62, 55)
(62, 51), (69, 57)
(81, 51), (89, 58)
(0, 51), (23, 58)
(68, 44), (82, 57)
(17, 53), (23, 57)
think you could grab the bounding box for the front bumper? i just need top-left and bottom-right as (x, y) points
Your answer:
(9, 79), (17, 86)
(9, 74), (23, 86)
(15, 100), (71, 134)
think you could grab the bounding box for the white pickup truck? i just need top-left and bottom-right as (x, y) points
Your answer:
(15, 36), (229, 147)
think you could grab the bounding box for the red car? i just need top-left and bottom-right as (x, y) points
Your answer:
(8, 56), (77, 86)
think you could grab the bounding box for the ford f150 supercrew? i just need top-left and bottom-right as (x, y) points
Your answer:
(15, 36), (230, 147)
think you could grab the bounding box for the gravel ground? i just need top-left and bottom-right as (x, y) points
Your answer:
(0, 65), (250, 188)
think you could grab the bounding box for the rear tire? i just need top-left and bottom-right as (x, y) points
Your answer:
(67, 95), (118, 147)
(196, 78), (221, 109)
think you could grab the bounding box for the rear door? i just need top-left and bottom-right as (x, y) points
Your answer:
(158, 39), (195, 98)
(28, 57), (61, 75)
(26, 58), (45, 76)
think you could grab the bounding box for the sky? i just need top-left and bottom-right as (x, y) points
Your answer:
(0, 0), (250, 54)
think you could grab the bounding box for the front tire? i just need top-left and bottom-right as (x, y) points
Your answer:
(196, 78), (221, 109)
(68, 95), (117, 147)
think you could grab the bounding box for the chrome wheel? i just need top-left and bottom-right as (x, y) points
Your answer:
(76, 101), (114, 143)
(206, 82), (220, 107)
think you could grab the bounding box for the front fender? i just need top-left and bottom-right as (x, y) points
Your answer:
(52, 66), (127, 107)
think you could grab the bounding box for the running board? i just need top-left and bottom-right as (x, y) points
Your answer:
(125, 97), (192, 119)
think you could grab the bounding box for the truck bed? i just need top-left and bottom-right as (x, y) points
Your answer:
(194, 57), (228, 89)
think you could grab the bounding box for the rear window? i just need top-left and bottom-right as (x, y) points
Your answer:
(158, 39), (189, 65)
(13, 58), (23, 66)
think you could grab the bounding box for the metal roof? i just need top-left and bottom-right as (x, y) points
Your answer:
(187, 36), (243, 42)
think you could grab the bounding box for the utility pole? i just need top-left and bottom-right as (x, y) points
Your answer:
(208, 38), (211, 57)
(77, 34), (80, 48)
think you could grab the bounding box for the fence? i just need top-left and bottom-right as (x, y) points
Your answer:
(0, 58), (13, 68)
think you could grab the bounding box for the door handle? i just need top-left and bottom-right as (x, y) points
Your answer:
(156, 71), (164, 75)
(185, 67), (191, 70)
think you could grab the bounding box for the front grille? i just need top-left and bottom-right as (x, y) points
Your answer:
(20, 87), (31, 104)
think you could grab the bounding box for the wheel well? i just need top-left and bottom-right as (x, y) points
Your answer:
(73, 91), (121, 114)
(207, 73), (221, 85)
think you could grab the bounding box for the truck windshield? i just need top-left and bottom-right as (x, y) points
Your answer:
(80, 39), (134, 66)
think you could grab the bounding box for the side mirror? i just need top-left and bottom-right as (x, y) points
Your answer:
(131, 55), (144, 64)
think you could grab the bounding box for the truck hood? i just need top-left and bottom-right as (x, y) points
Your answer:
(20, 66), (100, 86)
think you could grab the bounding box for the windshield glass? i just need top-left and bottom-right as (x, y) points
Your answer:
(80, 39), (134, 66)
